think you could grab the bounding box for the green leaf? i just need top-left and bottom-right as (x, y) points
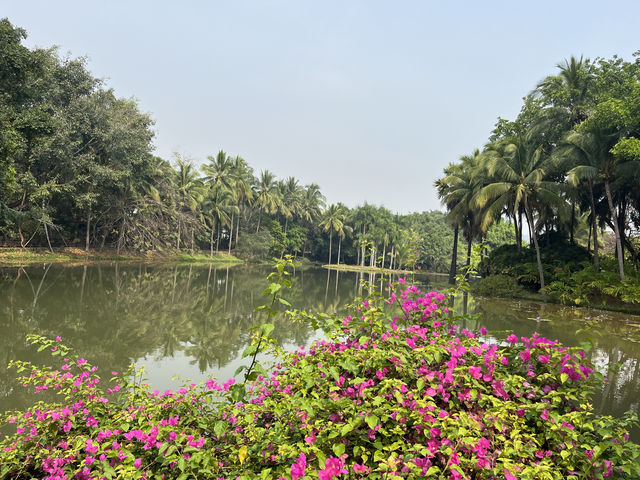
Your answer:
(214, 421), (227, 438)
(332, 443), (345, 456)
(365, 415), (379, 429)
(261, 323), (275, 337)
(230, 384), (246, 402)
(341, 423), (353, 436)
(561, 373), (569, 383)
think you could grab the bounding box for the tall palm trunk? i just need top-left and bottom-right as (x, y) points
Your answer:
(524, 193), (545, 291)
(381, 243), (386, 269)
(228, 213), (234, 255)
(588, 180), (599, 270)
(328, 231), (333, 265)
(209, 223), (215, 258)
(337, 237), (342, 266)
(449, 225), (459, 284)
(235, 206), (241, 246)
(604, 180), (625, 281)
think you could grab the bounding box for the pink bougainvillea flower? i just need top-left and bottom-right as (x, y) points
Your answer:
(290, 453), (306, 480)
(505, 469), (517, 480)
(319, 456), (347, 480)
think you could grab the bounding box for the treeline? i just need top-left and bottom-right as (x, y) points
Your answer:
(1, 18), (489, 271)
(436, 54), (640, 287)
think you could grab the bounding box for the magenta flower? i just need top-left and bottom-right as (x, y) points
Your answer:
(505, 469), (517, 480)
(134, 458), (142, 469)
(291, 453), (306, 480)
(319, 456), (347, 480)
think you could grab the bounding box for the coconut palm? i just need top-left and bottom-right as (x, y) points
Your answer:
(229, 155), (254, 251)
(173, 157), (204, 251)
(439, 150), (487, 280)
(476, 137), (564, 291)
(561, 129), (639, 281)
(319, 204), (345, 265)
(201, 186), (237, 256)
(253, 170), (279, 232)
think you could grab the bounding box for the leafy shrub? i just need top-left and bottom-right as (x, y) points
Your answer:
(234, 230), (274, 260)
(478, 241), (591, 290)
(546, 263), (640, 308)
(471, 274), (526, 298)
(1, 274), (639, 479)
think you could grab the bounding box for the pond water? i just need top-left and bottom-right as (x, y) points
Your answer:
(1, 263), (640, 439)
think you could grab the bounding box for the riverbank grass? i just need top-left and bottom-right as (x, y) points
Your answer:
(0, 247), (243, 266)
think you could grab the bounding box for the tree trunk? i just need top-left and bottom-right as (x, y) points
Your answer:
(328, 231), (333, 265)
(191, 228), (195, 254)
(235, 207), (241, 246)
(448, 225), (459, 284)
(337, 237), (342, 266)
(512, 214), (520, 252)
(465, 232), (472, 279)
(85, 207), (91, 252)
(117, 218), (126, 255)
(215, 225), (220, 254)
(570, 199), (575, 244)
(256, 215), (261, 233)
(228, 213), (234, 255)
(524, 193), (545, 292)
(210, 223), (215, 258)
(604, 180), (625, 281)
(381, 243), (386, 269)
(588, 180), (599, 270)
(177, 221), (181, 251)
(518, 209), (523, 248)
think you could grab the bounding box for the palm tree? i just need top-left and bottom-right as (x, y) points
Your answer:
(536, 55), (593, 127)
(173, 157), (204, 251)
(439, 150), (487, 280)
(253, 170), (279, 232)
(562, 130), (638, 281)
(436, 162), (465, 284)
(201, 187), (237, 256)
(319, 204), (345, 265)
(230, 155), (254, 251)
(476, 137), (564, 291)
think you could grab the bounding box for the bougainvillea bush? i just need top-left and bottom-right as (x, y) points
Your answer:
(1, 274), (639, 479)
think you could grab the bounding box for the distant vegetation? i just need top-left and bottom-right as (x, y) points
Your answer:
(436, 53), (640, 303)
(0, 18), (509, 272)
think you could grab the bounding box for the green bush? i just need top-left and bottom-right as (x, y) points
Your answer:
(478, 240), (591, 290)
(471, 274), (526, 298)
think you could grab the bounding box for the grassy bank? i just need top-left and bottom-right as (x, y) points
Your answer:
(0, 247), (244, 267)
(322, 263), (438, 275)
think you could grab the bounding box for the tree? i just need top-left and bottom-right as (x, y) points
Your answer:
(319, 204), (345, 265)
(477, 137), (566, 291)
(253, 170), (279, 233)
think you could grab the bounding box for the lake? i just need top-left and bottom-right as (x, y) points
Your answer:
(1, 263), (639, 439)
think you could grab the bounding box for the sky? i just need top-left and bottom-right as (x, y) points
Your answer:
(4, 1), (640, 213)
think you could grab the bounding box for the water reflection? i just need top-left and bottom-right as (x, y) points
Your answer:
(1, 265), (639, 439)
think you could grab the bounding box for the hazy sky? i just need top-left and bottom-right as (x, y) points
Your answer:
(4, 1), (639, 213)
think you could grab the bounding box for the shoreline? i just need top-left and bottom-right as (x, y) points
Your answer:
(0, 247), (244, 267)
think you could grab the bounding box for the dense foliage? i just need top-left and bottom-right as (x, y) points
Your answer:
(1, 267), (639, 479)
(435, 54), (640, 288)
(1, 18), (512, 273)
